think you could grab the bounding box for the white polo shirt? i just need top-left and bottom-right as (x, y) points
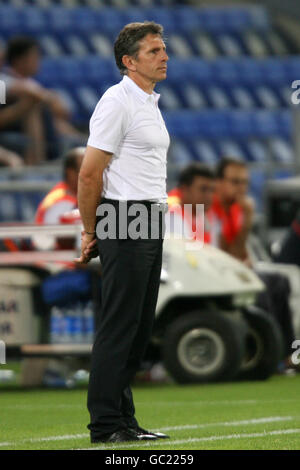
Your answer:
(87, 75), (170, 203)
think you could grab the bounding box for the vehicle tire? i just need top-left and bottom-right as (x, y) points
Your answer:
(162, 310), (245, 384)
(237, 305), (284, 381)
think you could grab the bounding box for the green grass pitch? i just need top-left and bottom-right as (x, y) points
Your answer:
(0, 374), (300, 450)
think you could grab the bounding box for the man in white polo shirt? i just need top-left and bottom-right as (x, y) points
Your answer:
(76, 22), (170, 444)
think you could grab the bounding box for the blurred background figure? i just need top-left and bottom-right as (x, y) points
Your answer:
(167, 163), (217, 244)
(33, 146), (85, 250)
(0, 36), (86, 164)
(35, 146), (85, 225)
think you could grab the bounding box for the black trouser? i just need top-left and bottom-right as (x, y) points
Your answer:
(255, 270), (295, 358)
(87, 199), (165, 438)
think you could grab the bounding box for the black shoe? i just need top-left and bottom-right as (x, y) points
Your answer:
(128, 427), (158, 441)
(91, 428), (140, 444)
(129, 425), (169, 439)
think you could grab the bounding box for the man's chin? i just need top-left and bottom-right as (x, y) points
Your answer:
(156, 72), (167, 82)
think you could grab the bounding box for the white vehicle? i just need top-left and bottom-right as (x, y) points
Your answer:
(151, 237), (283, 383)
(0, 224), (284, 384)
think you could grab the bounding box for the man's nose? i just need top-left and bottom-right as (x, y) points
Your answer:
(162, 50), (169, 61)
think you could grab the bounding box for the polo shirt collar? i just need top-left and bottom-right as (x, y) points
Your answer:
(123, 75), (160, 104)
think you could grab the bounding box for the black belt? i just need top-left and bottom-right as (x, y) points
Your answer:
(101, 198), (168, 212)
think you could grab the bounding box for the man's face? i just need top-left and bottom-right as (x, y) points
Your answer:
(181, 176), (216, 212)
(18, 46), (41, 77)
(131, 34), (168, 83)
(218, 164), (249, 203)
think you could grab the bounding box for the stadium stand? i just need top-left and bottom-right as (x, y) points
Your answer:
(0, 2), (298, 219)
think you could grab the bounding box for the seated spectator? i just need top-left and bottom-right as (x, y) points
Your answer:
(211, 157), (254, 263)
(167, 163), (217, 243)
(35, 147), (85, 224)
(34, 147), (85, 250)
(0, 36), (86, 164)
(211, 157), (297, 372)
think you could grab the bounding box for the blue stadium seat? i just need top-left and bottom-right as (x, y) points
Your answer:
(181, 84), (208, 109)
(19, 7), (46, 34)
(63, 35), (90, 56)
(143, 7), (175, 33)
(95, 8), (126, 35)
(217, 139), (247, 161)
(252, 111), (280, 137)
(211, 59), (239, 84)
(186, 60), (213, 84)
(262, 59), (287, 85)
(80, 57), (119, 86)
(249, 169), (266, 211)
(167, 34), (194, 57)
(169, 139), (195, 167)
(255, 86), (281, 108)
(227, 111), (254, 137)
(156, 84), (182, 110)
(44, 7), (73, 33)
(193, 139), (219, 164)
(198, 8), (227, 33)
(172, 6), (203, 32)
(76, 85), (99, 116)
(269, 138), (293, 164)
(0, 6), (22, 34)
(206, 86), (232, 108)
(285, 58), (300, 84)
(222, 8), (250, 32)
(59, 57), (85, 85)
(36, 58), (64, 87)
(230, 86), (256, 108)
(39, 35), (65, 57)
(70, 7), (98, 33)
(237, 59), (263, 85)
(215, 34), (244, 57)
(244, 139), (267, 162)
(123, 8), (150, 25)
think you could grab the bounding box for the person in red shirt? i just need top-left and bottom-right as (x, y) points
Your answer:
(167, 163), (216, 244)
(212, 158), (297, 371)
(211, 157), (254, 263)
(34, 147), (85, 250)
(35, 147), (85, 225)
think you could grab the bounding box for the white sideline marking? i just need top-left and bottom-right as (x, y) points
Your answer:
(159, 416), (293, 432)
(0, 416), (293, 448)
(81, 428), (300, 450)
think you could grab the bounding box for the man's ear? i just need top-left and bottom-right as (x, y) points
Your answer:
(122, 55), (137, 73)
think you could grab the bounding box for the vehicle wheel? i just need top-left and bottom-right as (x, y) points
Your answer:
(162, 310), (245, 384)
(238, 306), (284, 380)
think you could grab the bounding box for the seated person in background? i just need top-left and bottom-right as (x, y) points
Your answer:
(35, 147), (84, 224)
(211, 157), (254, 263)
(167, 163), (216, 243)
(212, 157), (297, 372)
(0, 36), (86, 164)
(34, 147), (85, 250)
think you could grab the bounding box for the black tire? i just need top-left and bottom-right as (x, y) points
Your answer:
(238, 306), (284, 381)
(162, 310), (245, 384)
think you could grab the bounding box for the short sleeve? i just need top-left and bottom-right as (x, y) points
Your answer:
(87, 96), (128, 155)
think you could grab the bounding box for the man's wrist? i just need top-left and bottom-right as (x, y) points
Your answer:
(85, 230), (96, 235)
